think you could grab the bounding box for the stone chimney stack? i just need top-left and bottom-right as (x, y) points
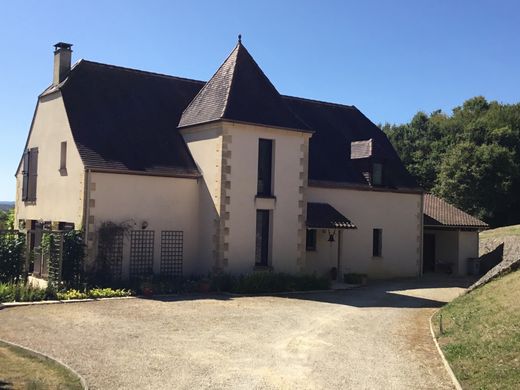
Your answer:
(53, 42), (73, 85)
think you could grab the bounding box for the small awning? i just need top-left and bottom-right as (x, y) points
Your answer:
(306, 202), (356, 229)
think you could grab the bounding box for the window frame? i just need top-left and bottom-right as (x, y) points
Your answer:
(257, 139), (274, 197)
(59, 141), (68, 175)
(372, 162), (383, 186)
(306, 229), (317, 251)
(255, 209), (270, 267)
(372, 228), (383, 257)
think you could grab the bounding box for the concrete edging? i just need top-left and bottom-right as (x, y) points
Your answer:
(429, 310), (463, 390)
(0, 296), (135, 310)
(0, 337), (89, 389)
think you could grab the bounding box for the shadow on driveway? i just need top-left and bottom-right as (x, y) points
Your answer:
(144, 275), (475, 309)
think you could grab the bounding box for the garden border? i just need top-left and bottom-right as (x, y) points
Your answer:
(0, 296), (135, 310)
(0, 337), (89, 389)
(429, 310), (463, 390)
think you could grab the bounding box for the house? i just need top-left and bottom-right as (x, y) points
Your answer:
(423, 194), (488, 275)
(14, 39), (480, 281)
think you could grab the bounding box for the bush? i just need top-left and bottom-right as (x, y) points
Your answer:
(57, 289), (88, 300)
(87, 288), (132, 299)
(0, 232), (26, 283)
(0, 282), (46, 303)
(343, 273), (368, 284)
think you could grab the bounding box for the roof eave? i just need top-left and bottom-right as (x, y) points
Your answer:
(178, 118), (314, 134)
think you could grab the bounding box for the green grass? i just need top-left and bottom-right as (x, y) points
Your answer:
(0, 341), (83, 389)
(480, 224), (520, 239)
(432, 270), (520, 389)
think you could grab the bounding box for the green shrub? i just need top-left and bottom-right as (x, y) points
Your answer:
(57, 289), (88, 300)
(343, 273), (367, 284)
(0, 232), (26, 283)
(88, 287), (132, 299)
(0, 282), (46, 303)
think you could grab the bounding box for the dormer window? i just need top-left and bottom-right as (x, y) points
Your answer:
(372, 163), (383, 186)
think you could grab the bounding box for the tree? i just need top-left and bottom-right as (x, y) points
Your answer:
(384, 96), (520, 227)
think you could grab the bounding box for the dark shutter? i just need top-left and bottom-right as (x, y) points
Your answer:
(22, 150), (29, 201)
(27, 148), (38, 201)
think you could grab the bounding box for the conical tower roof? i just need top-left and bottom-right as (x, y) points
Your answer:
(179, 38), (309, 131)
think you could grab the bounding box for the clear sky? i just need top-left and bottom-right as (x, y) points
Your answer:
(0, 0), (519, 200)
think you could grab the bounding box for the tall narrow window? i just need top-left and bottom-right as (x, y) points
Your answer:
(373, 228), (383, 257)
(257, 139), (273, 196)
(255, 210), (270, 266)
(22, 148), (38, 202)
(60, 141), (67, 175)
(372, 163), (383, 186)
(306, 229), (317, 251)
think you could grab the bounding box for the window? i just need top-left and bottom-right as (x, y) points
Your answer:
(59, 141), (67, 175)
(22, 147), (38, 202)
(255, 210), (270, 266)
(372, 163), (383, 186)
(306, 229), (317, 251)
(257, 139), (273, 196)
(373, 228), (383, 257)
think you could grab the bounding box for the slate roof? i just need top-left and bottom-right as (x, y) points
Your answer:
(35, 41), (420, 188)
(423, 194), (488, 229)
(179, 42), (309, 132)
(283, 96), (419, 188)
(306, 202), (356, 229)
(59, 60), (204, 177)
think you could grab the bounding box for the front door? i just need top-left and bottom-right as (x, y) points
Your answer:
(423, 234), (436, 273)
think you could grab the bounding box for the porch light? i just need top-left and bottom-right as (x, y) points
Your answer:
(328, 230), (336, 242)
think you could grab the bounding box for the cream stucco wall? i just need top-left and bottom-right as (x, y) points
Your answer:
(306, 186), (422, 279)
(306, 229), (340, 276)
(223, 122), (309, 274)
(87, 172), (203, 276)
(182, 121), (310, 275)
(458, 230), (479, 275)
(181, 124), (223, 271)
(15, 92), (85, 228)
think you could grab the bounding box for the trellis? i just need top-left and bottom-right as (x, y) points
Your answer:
(129, 230), (155, 278)
(160, 231), (183, 277)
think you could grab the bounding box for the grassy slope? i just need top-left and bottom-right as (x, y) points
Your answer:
(433, 270), (520, 390)
(0, 341), (83, 389)
(480, 224), (520, 239)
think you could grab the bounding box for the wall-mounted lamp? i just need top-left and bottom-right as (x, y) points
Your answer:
(141, 221), (148, 230)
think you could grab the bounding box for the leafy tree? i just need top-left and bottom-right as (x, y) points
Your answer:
(384, 96), (520, 227)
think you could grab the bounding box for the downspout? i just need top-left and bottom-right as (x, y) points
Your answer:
(337, 229), (342, 281)
(419, 192), (424, 277)
(82, 169), (91, 258)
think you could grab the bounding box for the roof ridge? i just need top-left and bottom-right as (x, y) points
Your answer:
(79, 59), (206, 84)
(282, 94), (356, 110)
(220, 43), (240, 119)
(179, 43), (239, 124)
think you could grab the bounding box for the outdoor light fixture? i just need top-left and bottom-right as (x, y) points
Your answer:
(141, 221), (148, 230)
(328, 230), (336, 242)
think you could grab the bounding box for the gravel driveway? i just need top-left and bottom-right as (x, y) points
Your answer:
(0, 277), (469, 389)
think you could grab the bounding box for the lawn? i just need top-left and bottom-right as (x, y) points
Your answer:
(480, 224), (520, 239)
(432, 270), (520, 389)
(0, 340), (83, 389)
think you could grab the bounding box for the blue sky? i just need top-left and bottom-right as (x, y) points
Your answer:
(0, 0), (519, 200)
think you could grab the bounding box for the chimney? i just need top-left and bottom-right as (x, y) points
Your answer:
(53, 42), (73, 85)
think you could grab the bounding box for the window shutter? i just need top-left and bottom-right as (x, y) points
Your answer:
(28, 148), (38, 201)
(22, 150), (29, 201)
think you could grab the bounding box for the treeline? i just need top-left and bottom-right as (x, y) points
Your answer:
(382, 96), (520, 227)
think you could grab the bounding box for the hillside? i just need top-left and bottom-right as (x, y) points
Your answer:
(433, 270), (520, 389)
(0, 201), (14, 211)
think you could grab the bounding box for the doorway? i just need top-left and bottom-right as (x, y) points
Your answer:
(423, 234), (436, 273)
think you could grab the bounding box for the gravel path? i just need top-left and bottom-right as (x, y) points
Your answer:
(0, 277), (468, 389)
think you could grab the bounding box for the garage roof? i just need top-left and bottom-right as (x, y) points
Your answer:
(423, 194), (488, 229)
